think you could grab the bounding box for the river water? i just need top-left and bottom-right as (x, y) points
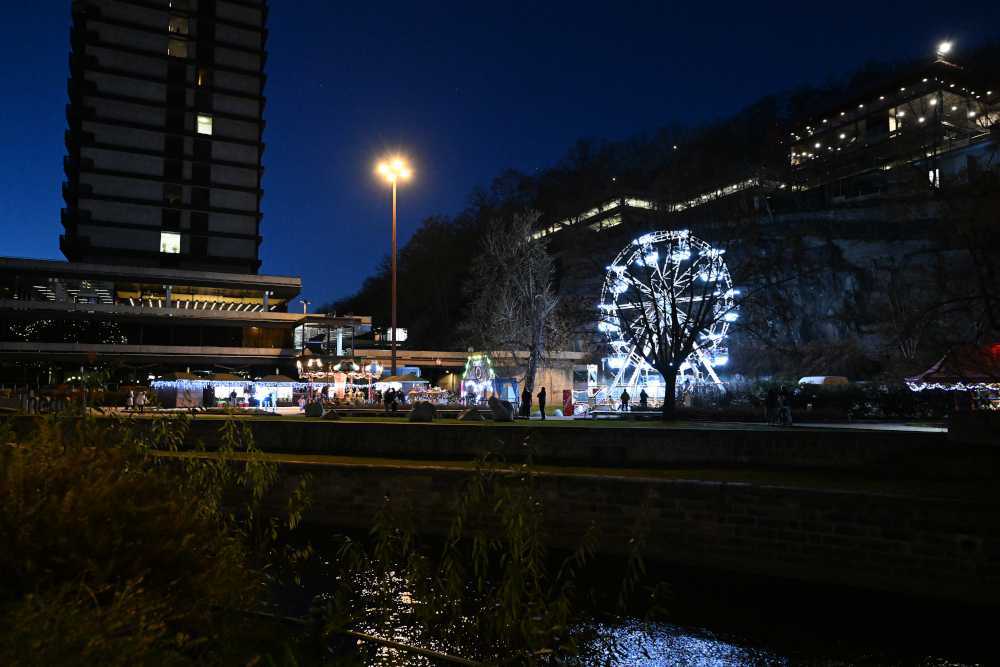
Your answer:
(274, 526), (994, 666)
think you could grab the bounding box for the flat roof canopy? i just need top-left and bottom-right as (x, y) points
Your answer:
(0, 256), (301, 299)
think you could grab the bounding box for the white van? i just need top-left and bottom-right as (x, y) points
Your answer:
(798, 376), (849, 385)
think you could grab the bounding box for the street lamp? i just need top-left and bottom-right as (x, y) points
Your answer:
(377, 158), (410, 376)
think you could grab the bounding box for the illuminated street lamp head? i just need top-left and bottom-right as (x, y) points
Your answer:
(378, 159), (410, 183)
(937, 41), (952, 57)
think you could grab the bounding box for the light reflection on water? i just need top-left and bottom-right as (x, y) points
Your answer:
(596, 621), (785, 667)
(318, 573), (982, 667)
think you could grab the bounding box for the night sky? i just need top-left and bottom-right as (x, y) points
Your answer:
(2, 1), (998, 310)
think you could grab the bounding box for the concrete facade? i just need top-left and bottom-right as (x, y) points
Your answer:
(63, 0), (268, 274)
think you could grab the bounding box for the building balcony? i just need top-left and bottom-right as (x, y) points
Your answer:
(65, 104), (96, 130)
(64, 129), (95, 147)
(62, 182), (93, 205)
(61, 207), (92, 227)
(59, 235), (91, 261)
(63, 156), (95, 177)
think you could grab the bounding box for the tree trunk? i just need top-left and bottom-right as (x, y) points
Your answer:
(523, 344), (539, 395)
(661, 368), (678, 421)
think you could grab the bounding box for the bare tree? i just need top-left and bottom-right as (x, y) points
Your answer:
(584, 201), (803, 420)
(461, 210), (558, 396)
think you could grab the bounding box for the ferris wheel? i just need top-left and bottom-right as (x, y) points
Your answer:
(598, 230), (737, 406)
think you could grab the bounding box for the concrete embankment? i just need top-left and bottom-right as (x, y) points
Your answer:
(181, 419), (998, 481)
(259, 459), (999, 606)
(10, 416), (997, 604)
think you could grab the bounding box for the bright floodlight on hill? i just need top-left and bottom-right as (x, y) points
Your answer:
(937, 41), (952, 57)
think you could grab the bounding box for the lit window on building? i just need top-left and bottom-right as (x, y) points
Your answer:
(160, 232), (181, 254)
(168, 16), (189, 34)
(167, 39), (188, 58)
(197, 114), (213, 135)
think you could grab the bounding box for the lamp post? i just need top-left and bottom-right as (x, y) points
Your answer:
(377, 159), (410, 376)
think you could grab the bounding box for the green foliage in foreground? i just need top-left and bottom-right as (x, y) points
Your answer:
(0, 414), (663, 666)
(326, 432), (667, 666)
(0, 411), (316, 666)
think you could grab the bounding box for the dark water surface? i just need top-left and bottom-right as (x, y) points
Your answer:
(272, 525), (995, 666)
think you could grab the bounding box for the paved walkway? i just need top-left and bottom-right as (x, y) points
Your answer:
(783, 422), (946, 432)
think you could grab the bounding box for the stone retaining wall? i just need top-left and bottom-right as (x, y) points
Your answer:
(185, 420), (997, 479)
(262, 461), (1000, 606)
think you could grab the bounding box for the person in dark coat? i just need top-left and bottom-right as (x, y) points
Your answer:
(620, 389), (631, 411)
(779, 386), (793, 426)
(639, 388), (648, 409)
(765, 388), (778, 425)
(384, 387), (395, 415)
(537, 387), (546, 420)
(520, 387), (532, 419)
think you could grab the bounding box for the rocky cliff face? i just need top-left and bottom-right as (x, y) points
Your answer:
(759, 205), (961, 362)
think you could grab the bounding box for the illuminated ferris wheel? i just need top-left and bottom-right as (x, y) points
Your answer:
(598, 230), (737, 405)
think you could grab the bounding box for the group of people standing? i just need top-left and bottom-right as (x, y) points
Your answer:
(373, 388), (407, 407)
(765, 387), (794, 426)
(519, 386), (547, 419)
(617, 388), (649, 411)
(379, 387), (404, 415)
(124, 389), (147, 414)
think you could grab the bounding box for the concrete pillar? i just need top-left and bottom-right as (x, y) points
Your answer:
(337, 328), (344, 356)
(164, 285), (172, 307)
(263, 291), (269, 311)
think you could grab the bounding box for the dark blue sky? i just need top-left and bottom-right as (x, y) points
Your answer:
(2, 1), (997, 310)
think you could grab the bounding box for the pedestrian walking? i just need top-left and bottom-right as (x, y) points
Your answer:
(639, 388), (648, 410)
(520, 387), (532, 419)
(537, 387), (546, 420)
(620, 389), (631, 412)
(765, 388), (778, 425)
(126, 389), (134, 413)
(298, 395), (306, 412)
(384, 388), (395, 415)
(136, 390), (146, 414)
(779, 386), (793, 426)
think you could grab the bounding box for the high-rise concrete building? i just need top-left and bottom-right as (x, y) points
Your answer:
(62, 0), (267, 274)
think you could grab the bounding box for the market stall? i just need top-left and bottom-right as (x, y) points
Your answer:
(906, 345), (1000, 409)
(375, 373), (429, 402)
(208, 373), (252, 407)
(298, 358), (384, 404)
(255, 374), (300, 408)
(149, 372), (205, 408)
(407, 387), (454, 405)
